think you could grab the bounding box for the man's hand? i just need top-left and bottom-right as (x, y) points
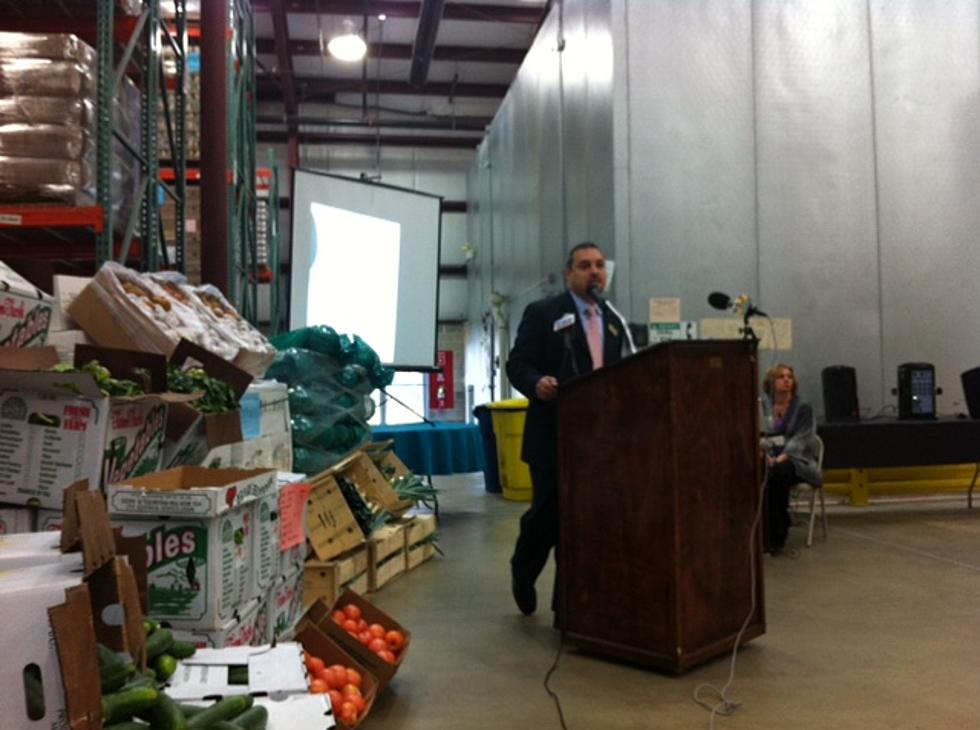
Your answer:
(535, 375), (559, 401)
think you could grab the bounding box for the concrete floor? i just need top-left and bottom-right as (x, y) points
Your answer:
(365, 475), (980, 729)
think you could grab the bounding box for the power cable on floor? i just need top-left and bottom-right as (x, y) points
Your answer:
(543, 633), (569, 730)
(692, 460), (768, 729)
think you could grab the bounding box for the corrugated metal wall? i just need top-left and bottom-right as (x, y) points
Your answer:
(469, 0), (980, 416)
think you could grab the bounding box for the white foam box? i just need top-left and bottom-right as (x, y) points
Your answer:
(108, 466), (277, 628)
(0, 348), (168, 509)
(44, 328), (93, 363)
(0, 506), (33, 533)
(239, 379), (291, 439)
(0, 260), (54, 347)
(170, 596), (262, 649)
(49, 273), (90, 331)
(166, 642), (308, 701)
(0, 531), (82, 571)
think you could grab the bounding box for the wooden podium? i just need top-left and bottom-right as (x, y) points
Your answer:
(557, 340), (764, 673)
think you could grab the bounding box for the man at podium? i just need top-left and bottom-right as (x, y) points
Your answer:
(506, 242), (626, 615)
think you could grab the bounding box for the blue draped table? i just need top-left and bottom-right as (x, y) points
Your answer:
(371, 422), (486, 476)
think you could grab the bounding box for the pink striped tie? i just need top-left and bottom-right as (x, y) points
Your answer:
(586, 306), (603, 369)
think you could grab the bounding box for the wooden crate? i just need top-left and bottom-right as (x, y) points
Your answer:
(306, 470), (365, 562)
(367, 523), (406, 592)
(341, 451), (413, 517)
(303, 545), (369, 608)
(404, 514), (438, 570)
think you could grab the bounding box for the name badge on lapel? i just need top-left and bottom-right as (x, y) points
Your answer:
(608, 322), (620, 337)
(553, 313), (576, 332)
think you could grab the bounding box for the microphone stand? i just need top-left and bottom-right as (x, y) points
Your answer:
(740, 310), (760, 351)
(378, 387), (438, 427)
(604, 299), (637, 355)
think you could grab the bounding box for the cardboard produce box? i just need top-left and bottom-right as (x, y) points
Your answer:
(367, 523), (406, 592)
(202, 430), (294, 472)
(271, 567), (305, 641)
(304, 546), (368, 609)
(0, 259), (54, 347)
(0, 575), (101, 730)
(166, 642), (309, 701)
(295, 623), (379, 728)
(108, 466), (277, 627)
(0, 504), (32, 532)
(35, 507), (62, 531)
(163, 339), (252, 469)
(0, 347), (169, 508)
(171, 596), (262, 649)
(0, 530), (82, 570)
(303, 589), (410, 690)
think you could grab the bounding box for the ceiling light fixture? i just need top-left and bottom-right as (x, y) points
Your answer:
(327, 19), (367, 62)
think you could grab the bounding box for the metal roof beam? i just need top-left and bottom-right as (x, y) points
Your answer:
(255, 38), (526, 64)
(257, 129), (481, 148)
(257, 75), (508, 98)
(257, 114), (492, 131)
(410, 0), (445, 88)
(252, 1), (545, 24)
(270, 0), (300, 166)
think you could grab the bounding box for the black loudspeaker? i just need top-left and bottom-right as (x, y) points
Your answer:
(822, 366), (860, 422)
(962, 367), (980, 419)
(897, 362), (935, 420)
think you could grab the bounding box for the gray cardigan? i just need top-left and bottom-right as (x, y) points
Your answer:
(761, 394), (823, 486)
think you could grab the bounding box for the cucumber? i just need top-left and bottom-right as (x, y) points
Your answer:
(185, 695), (253, 730)
(144, 618), (160, 635)
(227, 666), (249, 685)
(98, 643), (135, 693)
(169, 640), (197, 659)
(142, 692), (188, 730)
(102, 686), (160, 725)
(105, 723), (150, 730)
(232, 705), (268, 729)
(145, 628), (175, 660)
(153, 654), (179, 682)
(176, 703), (207, 718)
(208, 723), (240, 730)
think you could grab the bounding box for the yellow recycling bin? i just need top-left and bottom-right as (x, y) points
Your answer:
(487, 398), (533, 501)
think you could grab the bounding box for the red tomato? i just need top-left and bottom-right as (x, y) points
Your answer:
(368, 623), (385, 638)
(315, 666), (332, 684)
(342, 603), (362, 621)
(330, 665), (349, 690)
(342, 619), (359, 633)
(357, 618), (368, 631)
(338, 701), (358, 726)
(355, 629), (371, 645)
(377, 649), (397, 664)
(384, 630), (405, 653)
(332, 610), (346, 624)
(328, 689), (344, 709)
(368, 637), (387, 654)
(310, 678), (328, 694)
(342, 683), (362, 699)
(345, 668), (362, 689)
(347, 693), (366, 713)
(307, 655), (325, 673)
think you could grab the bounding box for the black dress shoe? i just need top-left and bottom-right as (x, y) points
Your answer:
(512, 578), (537, 615)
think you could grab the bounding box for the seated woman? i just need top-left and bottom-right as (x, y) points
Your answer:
(761, 363), (822, 554)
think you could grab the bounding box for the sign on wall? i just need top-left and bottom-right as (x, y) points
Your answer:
(429, 350), (455, 410)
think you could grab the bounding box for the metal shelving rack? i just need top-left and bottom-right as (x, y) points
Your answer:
(228, 0), (259, 324)
(0, 0), (186, 271)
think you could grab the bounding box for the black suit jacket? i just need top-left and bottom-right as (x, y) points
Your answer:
(506, 291), (625, 468)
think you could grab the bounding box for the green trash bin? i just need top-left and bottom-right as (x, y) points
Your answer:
(487, 398), (533, 501)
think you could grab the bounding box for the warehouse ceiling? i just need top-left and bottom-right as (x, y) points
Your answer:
(253, 0), (550, 150)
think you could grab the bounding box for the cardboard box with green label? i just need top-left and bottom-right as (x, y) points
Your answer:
(109, 466), (276, 628)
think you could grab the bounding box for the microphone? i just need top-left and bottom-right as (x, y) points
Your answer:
(707, 291), (767, 318)
(587, 284), (606, 305)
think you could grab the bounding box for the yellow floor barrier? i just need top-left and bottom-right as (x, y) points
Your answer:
(823, 463), (980, 506)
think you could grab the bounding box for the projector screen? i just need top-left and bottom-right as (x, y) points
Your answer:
(290, 169), (442, 370)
